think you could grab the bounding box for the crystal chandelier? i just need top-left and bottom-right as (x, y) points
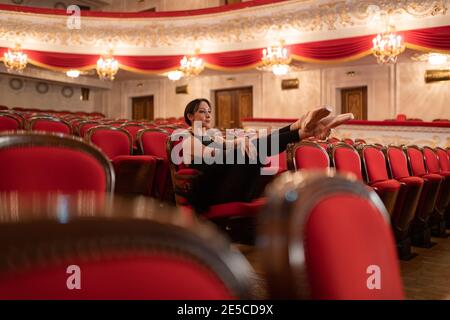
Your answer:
(3, 44), (28, 73)
(372, 25), (405, 64)
(96, 50), (119, 81)
(258, 41), (291, 76)
(178, 52), (204, 78)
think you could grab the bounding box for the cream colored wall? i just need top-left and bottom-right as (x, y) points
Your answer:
(397, 61), (450, 121)
(321, 63), (392, 120)
(0, 76), (100, 112)
(106, 61), (449, 123)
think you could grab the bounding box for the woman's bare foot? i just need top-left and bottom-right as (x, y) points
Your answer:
(290, 106), (332, 132)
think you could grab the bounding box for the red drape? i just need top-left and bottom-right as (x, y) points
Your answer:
(1, 26), (448, 73)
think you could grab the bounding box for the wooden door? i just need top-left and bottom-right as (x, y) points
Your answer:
(341, 86), (367, 120)
(132, 96), (154, 121)
(215, 87), (253, 129)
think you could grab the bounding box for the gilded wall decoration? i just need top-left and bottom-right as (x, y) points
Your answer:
(0, 0), (447, 54)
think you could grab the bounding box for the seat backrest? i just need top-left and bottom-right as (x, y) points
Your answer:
(422, 147), (441, 175)
(287, 141), (330, 171)
(86, 126), (132, 160)
(27, 116), (71, 135)
(121, 123), (147, 148)
(0, 196), (254, 300)
(360, 145), (390, 183)
(342, 138), (354, 145)
(435, 147), (449, 172)
(76, 121), (101, 137)
(259, 171), (404, 300)
(331, 143), (363, 180)
(0, 132), (114, 193)
(138, 128), (170, 159)
(396, 114), (407, 121)
(0, 112), (22, 132)
(405, 146), (427, 177)
(385, 146), (411, 179)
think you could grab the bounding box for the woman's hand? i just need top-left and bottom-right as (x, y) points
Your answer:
(300, 113), (354, 140)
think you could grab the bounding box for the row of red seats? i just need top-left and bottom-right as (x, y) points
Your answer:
(287, 141), (449, 260)
(0, 130), (404, 299)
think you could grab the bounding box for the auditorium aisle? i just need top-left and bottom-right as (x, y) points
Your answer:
(235, 231), (450, 300)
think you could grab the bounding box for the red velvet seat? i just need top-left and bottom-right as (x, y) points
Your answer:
(87, 126), (160, 197)
(0, 111), (23, 132)
(259, 171), (404, 299)
(358, 145), (401, 217)
(331, 143), (363, 180)
(76, 121), (101, 137)
(435, 147), (449, 172)
(121, 123), (147, 153)
(138, 128), (174, 201)
(333, 144), (416, 259)
(27, 116), (72, 135)
(0, 132), (114, 193)
(423, 147), (449, 234)
(384, 146), (428, 251)
(287, 141), (330, 171)
(342, 138), (354, 145)
(405, 146), (443, 243)
(0, 196), (254, 300)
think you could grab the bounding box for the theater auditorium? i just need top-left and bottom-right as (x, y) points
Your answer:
(0, 0), (449, 301)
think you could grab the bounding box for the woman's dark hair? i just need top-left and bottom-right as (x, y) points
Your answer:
(184, 98), (212, 126)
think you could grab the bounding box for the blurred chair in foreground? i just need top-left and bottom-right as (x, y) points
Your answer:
(258, 170), (404, 300)
(0, 131), (114, 193)
(0, 195), (255, 300)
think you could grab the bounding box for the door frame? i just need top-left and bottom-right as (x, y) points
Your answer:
(131, 95), (154, 121)
(214, 86), (253, 128)
(339, 86), (368, 120)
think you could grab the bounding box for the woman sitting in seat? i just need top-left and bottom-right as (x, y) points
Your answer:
(177, 98), (353, 213)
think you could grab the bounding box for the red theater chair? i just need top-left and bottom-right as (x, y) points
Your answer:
(404, 145), (443, 244)
(384, 146), (427, 251)
(259, 171), (404, 300)
(358, 145), (401, 217)
(422, 147), (449, 234)
(287, 141), (330, 171)
(166, 131), (265, 244)
(137, 128), (174, 202)
(0, 111), (23, 132)
(86, 126), (160, 196)
(0, 132), (114, 193)
(27, 116), (72, 135)
(75, 120), (101, 137)
(121, 123), (147, 153)
(436, 147), (450, 227)
(0, 196), (255, 300)
(342, 138), (354, 145)
(332, 143), (415, 259)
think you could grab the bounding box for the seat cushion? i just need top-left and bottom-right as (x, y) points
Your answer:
(398, 176), (424, 186)
(421, 173), (443, 182)
(203, 198), (266, 220)
(371, 179), (401, 192)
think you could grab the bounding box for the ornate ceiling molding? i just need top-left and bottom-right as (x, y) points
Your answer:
(0, 0), (448, 55)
